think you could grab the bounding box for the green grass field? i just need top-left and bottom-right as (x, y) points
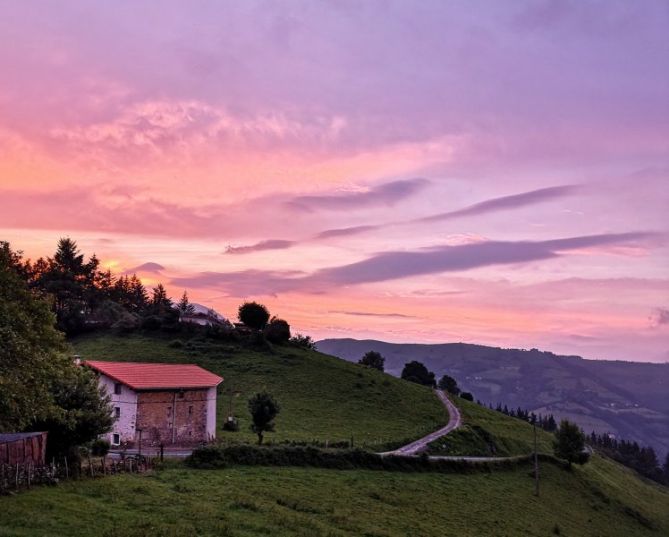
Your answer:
(1, 456), (667, 537)
(428, 396), (555, 456)
(72, 333), (448, 448)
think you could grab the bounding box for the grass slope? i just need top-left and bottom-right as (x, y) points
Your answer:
(1, 457), (668, 537)
(428, 396), (554, 456)
(72, 332), (448, 448)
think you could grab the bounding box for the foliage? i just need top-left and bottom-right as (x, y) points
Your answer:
(437, 374), (460, 394)
(289, 333), (316, 350)
(263, 317), (291, 344)
(358, 350), (385, 371)
(238, 301), (270, 330)
(460, 392), (474, 401)
(554, 420), (589, 467)
(401, 360), (436, 387)
(248, 392), (280, 445)
(0, 242), (69, 430)
(32, 365), (114, 460)
(177, 290), (195, 315)
(90, 438), (111, 457)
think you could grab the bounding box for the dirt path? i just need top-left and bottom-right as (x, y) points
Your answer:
(380, 390), (462, 456)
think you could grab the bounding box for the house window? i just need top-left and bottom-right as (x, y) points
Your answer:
(188, 406), (193, 415)
(167, 406), (172, 417)
(112, 433), (120, 446)
(114, 407), (121, 419)
(114, 383), (122, 395)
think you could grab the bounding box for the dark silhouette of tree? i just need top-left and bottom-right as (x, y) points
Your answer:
(150, 283), (172, 316)
(437, 374), (460, 394)
(248, 392), (280, 445)
(177, 290), (195, 315)
(264, 317), (291, 344)
(290, 333), (316, 350)
(358, 351), (385, 371)
(460, 392), (474, 401)
(553, 420), (589, 468)
(401, 360), (436, 387)
(238, 301), (270, 330)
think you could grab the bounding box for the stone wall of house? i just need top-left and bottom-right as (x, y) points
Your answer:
(99, 374), (138, 446)
(136, 389), (209, 445)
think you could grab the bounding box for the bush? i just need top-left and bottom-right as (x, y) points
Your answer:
(460, 392), (474, 401)
(141, 315), (162, 331)
(238, 302), (270, 330)
(90, 438), (111, 457)
(264, 317), (291, 344)
(222, 417), (240, 432)
(168, 339), (184, 348)
(401, 361), (436, 387)
(358, 351), (385, 371)
(290, 334), (316, 350)
(186, 444), (548, 474)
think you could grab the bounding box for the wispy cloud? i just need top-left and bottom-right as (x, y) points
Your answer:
(416, 185), (579, 223)
(173, 232), (657, 295)
(329, 310), (418, 319)
(314, 225), (381, 239)
(649, 307), (669, 328)
(287, 178), (429, 212)
(225, 240), (297, 255)
(125, 262), (165, 274)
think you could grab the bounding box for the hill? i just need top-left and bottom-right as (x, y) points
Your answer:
(1, 452), (668, 536)
(1, 330), (668, 536)
(317, 338), (669, 457)
(71, 332), (448, 449)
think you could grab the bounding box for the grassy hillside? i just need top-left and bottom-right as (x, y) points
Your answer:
(1, 456), (668, 537)
(72, 332), (448, 449)
(428, 396), (554, 456)
(318, 338), (669, 457)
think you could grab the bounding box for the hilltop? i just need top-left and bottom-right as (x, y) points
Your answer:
(72, 332), (448, 449)
(317, 338), (669, 457)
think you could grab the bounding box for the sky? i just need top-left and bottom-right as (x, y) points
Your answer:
(0, 0), (667, 362)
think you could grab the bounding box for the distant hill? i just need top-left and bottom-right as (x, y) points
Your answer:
(317, 338), (669, 457)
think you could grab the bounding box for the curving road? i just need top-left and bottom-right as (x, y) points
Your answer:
(380, 390), (462, 456)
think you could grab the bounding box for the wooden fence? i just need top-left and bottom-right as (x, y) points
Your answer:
(0, 455), (154, 494)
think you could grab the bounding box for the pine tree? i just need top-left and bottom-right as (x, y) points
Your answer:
(177, 290), (195, 315)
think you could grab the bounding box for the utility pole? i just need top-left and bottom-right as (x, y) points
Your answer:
(533, 423), (540, 497)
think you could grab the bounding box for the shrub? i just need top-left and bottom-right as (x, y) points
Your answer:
(401, 361), (436, 387)
(186, 445), (228, 469)
(141, 315), (162, 331)
(248, 392), (280, 445)
(358, 351), (385, 371)
(460, 392), (474, 401)
(264, 317), (291, 344)
(90, 438), (111, 457)
(438, 374), (460, 395)
(290, 334), (316, 350)
(238, 302), (270, 330)
(168, 339), (184, 348)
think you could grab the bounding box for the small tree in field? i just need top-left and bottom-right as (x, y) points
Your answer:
(358, 351), (385, 371)
(553, 420), (589, 468)
(238, 301), (270, 330)
(177, 290), (195, 315)
(248, 392), (280, 445)
(401, 360), (436, 387)
(438, 374), (460, 395)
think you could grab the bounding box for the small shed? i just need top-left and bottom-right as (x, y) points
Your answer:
(0, 432), (48, 466)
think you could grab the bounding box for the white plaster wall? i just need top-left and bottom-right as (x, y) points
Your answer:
(206, 387), (217, 440)
(98, 374), (138, 445)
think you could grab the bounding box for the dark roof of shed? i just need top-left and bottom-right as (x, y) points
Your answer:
(0, 432), (46, 443)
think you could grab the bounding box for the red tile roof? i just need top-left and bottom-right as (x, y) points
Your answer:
(84, 361), (223, 390)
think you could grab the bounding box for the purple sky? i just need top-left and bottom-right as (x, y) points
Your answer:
(0, 1), (667, 361)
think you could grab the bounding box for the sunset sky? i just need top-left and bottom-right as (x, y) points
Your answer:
(1, 1), (667, 362)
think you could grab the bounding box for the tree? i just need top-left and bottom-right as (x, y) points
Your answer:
(460, 392), (474, 401)
(0, 242), (68, 430)
(150, 283), (172, 316)
(437, 374), (460, 394)
(0, 242), (112, 459)
(177, 290), (195, 315)
(238, 301), (270, 330)
(290, 333), (316, 350)
(358, 351), (385, 371)
(553, 420), (589, 468)
(248, 392), (280, 445)
(401, 361), (436, 387)
(264, 317), (291, 344)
